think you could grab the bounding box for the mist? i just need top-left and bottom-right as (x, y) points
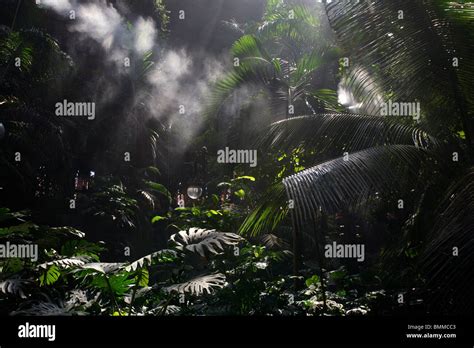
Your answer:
(40, 0), (228, 150)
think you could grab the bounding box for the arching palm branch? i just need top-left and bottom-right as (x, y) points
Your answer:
(325, 0), (474, 146)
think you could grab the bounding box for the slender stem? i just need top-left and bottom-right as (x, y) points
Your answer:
(314, 214), (327, 313)
(159, 293), (175, 316)
(128, 287), (138, 316)
(289, 197), (302, 288)
(104, 275), (122, 316)
(11, 0), (22, 30)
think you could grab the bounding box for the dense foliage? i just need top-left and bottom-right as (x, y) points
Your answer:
(0, 0), (473, 316)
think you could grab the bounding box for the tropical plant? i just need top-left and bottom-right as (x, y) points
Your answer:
(237, 0), (474, 315)
(0, 212), (247, 316)
(207, 0), (341, 151)
(0, 26), (75, 205)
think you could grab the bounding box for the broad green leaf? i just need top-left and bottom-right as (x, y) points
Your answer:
(151, 215), (167, 223)
(39, 265), (61, 286)
(145, 181), (172, 202)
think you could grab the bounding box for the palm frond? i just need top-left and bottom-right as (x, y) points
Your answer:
(283, 145), (431, 224)
(0, 28), (33, 73)
(325, 0), (473, 140)
(259, 233), (291, 250)
(231, 34), (271, 62)
(239, 183), (288, 237)
(292, 51), (322, 85)
(260, 114), (438, 153)
(0, 26), (73, 90)
(258, 2), (320, 54)
(206, 59), (281, 119)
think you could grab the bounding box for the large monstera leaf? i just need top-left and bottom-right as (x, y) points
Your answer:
(38, 257), (89, 270)
(124, 249), (177, 272)
(164, 273), (227, 296)
(0, 278), (31, 299)
(11, 301), (75, 316)
(80, 262), (125, 274)
(169, 228), (242, 257)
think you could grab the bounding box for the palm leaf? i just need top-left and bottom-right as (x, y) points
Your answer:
(231, 34), (272, 62)
(259, 233), (291, 250)
(283, 145), (431, 224)
(239, 183), (288, 237)
(206, 59), (281, 119)
(0, 29), (33, 73)
(292, 51), (322, 85)
(260, 114), (438, 153)
(258, 2), (320, 56)
(325, 0), (474, 140)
